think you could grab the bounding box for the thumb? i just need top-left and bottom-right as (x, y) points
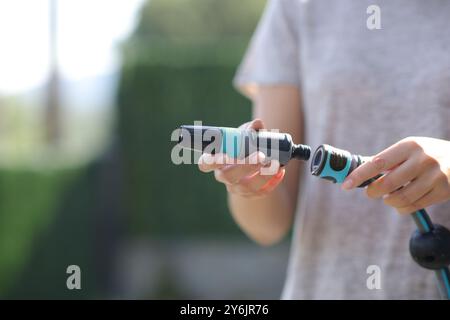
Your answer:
(249, 118), (265, 131)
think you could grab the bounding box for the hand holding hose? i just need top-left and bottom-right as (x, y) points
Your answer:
(342, 137), (450, 215)
(310, 141), (450, 299)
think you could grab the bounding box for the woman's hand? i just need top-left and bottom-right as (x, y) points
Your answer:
(342, 137), (450, 214)
(198, 119), (285, 199)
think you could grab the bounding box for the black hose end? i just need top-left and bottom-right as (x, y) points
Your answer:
(292, 144), (311, 161)
(409, 224), (450, 270)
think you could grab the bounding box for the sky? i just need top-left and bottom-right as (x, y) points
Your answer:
(0, 0), (145, 95)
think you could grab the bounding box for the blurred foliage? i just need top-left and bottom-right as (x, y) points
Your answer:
(0, 98), (44, 167)
(0, 0), (266, 297)
(123, 0), (264, 66)
(117, 0), (265, 236)
(0, 168), (79, 295)
(132, 0), (263, 41)
(6, 156), (121, 299)
(118, 66), (250, 236)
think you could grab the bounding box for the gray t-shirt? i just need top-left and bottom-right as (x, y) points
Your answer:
(234, 0), (450, 299)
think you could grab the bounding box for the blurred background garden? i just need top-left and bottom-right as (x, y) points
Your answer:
(0, 0), (289, 299)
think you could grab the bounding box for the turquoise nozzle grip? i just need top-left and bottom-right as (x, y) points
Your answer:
(310, 144), (380, 186)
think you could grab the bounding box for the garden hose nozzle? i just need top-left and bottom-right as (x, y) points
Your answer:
(310, 144), (380, 187)
(177, 125), (311, 165)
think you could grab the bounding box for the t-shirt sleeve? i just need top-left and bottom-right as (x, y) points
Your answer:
(233, 0), (301, 98)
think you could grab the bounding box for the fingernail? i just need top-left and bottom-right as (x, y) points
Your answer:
(342, 179), (354, 190)
(275, 169), (285, 179)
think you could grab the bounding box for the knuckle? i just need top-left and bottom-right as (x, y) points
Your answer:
(402, 137), (420, 149)
(398, 203), (417, 214)
(410, 200), (424, 212)
(383, 195), (399, 207)
(435, 170), (449, 186)
(214, 169), (228, 183)
(405, 139), (424, 154)
(365, 186), (376, 199)
(380, 176), (395, 192)
(372, 157), (386, 171)
(419, 154), (439, 168)
(396, 190), (411, 207)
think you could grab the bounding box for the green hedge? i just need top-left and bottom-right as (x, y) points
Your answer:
(115, 0), (265, 237)
(0, 0), (265, 297)
(0, 168), (79, 296)
(117, 63), (252, 236)
(4, 161), (118, 299)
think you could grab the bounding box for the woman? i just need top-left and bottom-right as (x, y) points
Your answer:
(198, 0), (450, 299)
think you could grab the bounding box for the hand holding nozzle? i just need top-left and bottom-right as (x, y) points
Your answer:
(180, 120), (310, 198)
(178, 121), (310, 166)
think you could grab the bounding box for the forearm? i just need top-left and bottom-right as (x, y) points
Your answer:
(226, 85), (303, 245)
(228, 181), (294, 245)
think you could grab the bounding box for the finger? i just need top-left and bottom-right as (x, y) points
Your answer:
(383, 170), (436, 208)
(343, 141), (413, 190)
(249, 118), (265, 130)
(198, 153), (230, 172)
(238, 118), (265, 131)
(214, 152), (265, 185)
(257, 169), (286, 195)
(226, 168), (285, 198)
(366, 156), (421, 199)
(396, 188), (443, 214)
(241, 167), (285, 193)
